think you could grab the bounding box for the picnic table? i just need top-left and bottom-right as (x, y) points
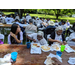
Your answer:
(0, 24), (28, 28)
(0, 44), (75, 65)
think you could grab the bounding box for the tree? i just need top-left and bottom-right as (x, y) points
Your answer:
(53, 9), (74, 19)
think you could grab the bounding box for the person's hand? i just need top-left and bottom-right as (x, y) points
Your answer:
(63, 41), (67, 45)
(57, 40), (63, 45)
(10, 32), (16, 38)
(51, 57), (62, 65)
(33, 39), (36, 42)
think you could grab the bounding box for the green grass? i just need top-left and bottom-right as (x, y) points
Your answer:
(3, 12), (75, 24)
(3, 12), (15, 15)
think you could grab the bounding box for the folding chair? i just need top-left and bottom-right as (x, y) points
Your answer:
(0, 34), (4, 42)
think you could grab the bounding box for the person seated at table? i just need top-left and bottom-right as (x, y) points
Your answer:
(66, 20), (70, 27)
(48, 26), (67, 45)
(5, 15), (14, 24)
(21, 19), (28, 25)
(8, 23), (23, 44)
(55, 20), (59, 27)
(27, 31), (48, 45)
(25, 19), (37, 33)
(66, 23), (75, 36)
(67, 27), (75, 46)
(15, 14), (20, 21)
(61, 21), (67, 35)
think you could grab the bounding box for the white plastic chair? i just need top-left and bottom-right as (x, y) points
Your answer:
(25, 30), (35, 44)
(0, 34), (4, 42)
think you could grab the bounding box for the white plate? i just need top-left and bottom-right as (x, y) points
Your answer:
(30, 43), (41, 54)
(51, 44), (60, 51)
(41, 46), (51, 52)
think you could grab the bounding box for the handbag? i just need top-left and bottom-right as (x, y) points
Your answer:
(0, 39), (4, 44)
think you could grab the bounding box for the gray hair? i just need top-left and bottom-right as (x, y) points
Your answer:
(55, 26), (63, 31)
(37, 31), (44, 37)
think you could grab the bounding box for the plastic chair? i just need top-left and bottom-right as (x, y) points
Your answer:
(0, 34), (4, 42)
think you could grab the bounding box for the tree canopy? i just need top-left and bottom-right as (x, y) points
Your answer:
(0, 9), (75, 19)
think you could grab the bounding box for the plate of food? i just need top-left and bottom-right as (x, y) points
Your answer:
(31, 43), (40, 48)
(51, 44), (60, 51)
(41, 46), (51, 52)
(30, 43), (41, 54)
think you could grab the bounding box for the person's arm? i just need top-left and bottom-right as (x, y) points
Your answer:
(72, 39), (75, 42)
(48, 39), (63, 45)
(10, 32), (21, 43)
(63, 41), (67, 45)
(27, 35), (36, 42)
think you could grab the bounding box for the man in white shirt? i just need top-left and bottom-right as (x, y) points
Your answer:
(26, 13), (31, 22)
(27, 31), (48, 45)
(5, 15), (14, 24)
(15, 14), (20, 21)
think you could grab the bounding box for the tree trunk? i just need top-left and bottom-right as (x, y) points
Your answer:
(56, 14), (59, 19)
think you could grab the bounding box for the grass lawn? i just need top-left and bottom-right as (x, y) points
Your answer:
(3, 12), (75, 24)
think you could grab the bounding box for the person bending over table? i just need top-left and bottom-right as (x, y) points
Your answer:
(67, 27), (75, 46)
(27, 31), (48, 45)
(48, 26), (67, 45)
(8, 23), (23, 44)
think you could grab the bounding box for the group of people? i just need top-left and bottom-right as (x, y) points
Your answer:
(0, 13), (75, 65)
(0, 13), (75, 46)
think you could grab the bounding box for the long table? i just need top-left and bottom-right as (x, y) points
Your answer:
(0, 44), (75, 65)
(0, 24), (28, 28)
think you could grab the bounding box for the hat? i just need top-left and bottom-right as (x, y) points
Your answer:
(48, 21), (55, 26)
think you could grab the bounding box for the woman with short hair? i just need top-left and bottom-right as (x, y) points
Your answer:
(48, 26), (67, 45)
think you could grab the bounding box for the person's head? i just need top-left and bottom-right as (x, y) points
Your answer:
(55, 20), (58, 23)
(55, 26), (63, 35)
(40, 17), (42, 20)
(62, 21), (66, 25)
(11, 23), (21, 35)
(29, 19), (33, 24)
(37, 31), (44, 41)
(8, 15), (10, 18)
(10, 23), (21, 44)
(15, 19), (19, 22)
(48, 21), (55, 26)
(23, 19), (27, 24)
